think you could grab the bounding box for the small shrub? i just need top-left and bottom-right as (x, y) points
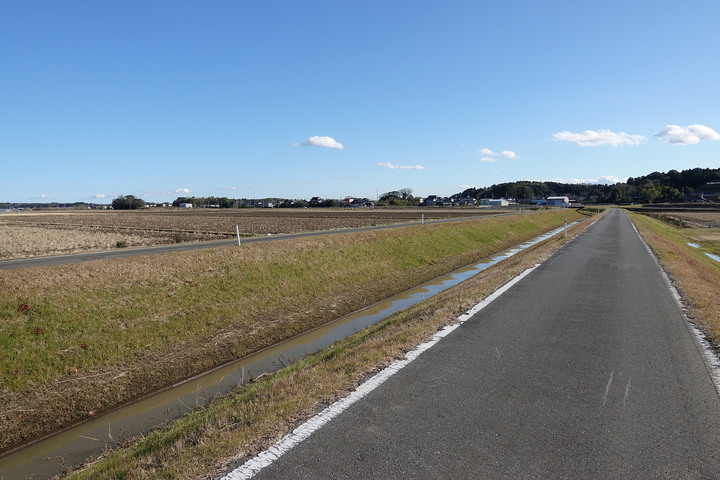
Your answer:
(116, 240), (128, 248)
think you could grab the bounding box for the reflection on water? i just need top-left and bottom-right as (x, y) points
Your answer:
(0, 224), (570, 479)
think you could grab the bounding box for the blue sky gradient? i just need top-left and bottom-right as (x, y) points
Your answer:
(2, 1), (719, 203)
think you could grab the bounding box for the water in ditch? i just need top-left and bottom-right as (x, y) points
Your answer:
(687, 242), (720, 263)
(705, 252), (720, 263)
(0, 224), (572, 478)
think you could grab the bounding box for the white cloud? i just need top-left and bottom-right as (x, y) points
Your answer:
(377, 162), (426, 170)
(479, 148), (518, 162)
(457, 184), (476, 190)
(29, 193), (57, 201)
(654, 124), (720, 145)
(94, 193), (106, 199)
(139, 188), (192, 198)
(597, 175), (622, 185)
(552, 176), (622, 185)
(553, 129), (646, 147)
(294, 135), (345, 150)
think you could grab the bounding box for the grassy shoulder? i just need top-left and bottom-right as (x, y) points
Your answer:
(64, 212), (602, 479)
(628, 211), (720, 347)
(0, 210), (581, 450)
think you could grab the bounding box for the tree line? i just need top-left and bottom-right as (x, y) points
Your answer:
(457, 167), (720, 204)
(103, 167), (720, 210)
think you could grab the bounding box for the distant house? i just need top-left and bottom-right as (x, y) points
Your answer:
(683, 192), (707, 202)
(456, 197), (477, 206)
(480, 198), (510, 207)
(179, 203), (193, 208)
(342, 197), (372, 207)
(546, 196), (570, 207)
(424, 195), (440, 206)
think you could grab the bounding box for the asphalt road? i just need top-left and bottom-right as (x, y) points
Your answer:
(248, 208), (720, 479)
(0, 213), (510, 270)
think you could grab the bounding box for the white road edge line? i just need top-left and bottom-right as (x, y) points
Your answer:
(220, 264), (541, 480)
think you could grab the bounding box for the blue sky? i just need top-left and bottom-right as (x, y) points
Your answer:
(2, 1), (719, 203)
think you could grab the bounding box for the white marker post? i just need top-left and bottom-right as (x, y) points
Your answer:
(564, 218), (567, 238)
(236, 225), (241, 246)
(421, 214), (424, 225)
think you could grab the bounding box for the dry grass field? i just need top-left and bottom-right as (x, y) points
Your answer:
(0, 208), (500, 260)
(0, 224), (224, 260)
(658, 210), (720, 229)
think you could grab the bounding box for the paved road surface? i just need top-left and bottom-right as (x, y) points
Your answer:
(248, 209), (720, 479)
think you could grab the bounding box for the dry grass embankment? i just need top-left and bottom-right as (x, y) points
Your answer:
(628, 211), (720, 346)
(63, 212), (602, 479)
(0, 210), (580, 451)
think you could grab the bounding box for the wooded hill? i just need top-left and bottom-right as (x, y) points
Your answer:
(457, 167), (720, 204)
